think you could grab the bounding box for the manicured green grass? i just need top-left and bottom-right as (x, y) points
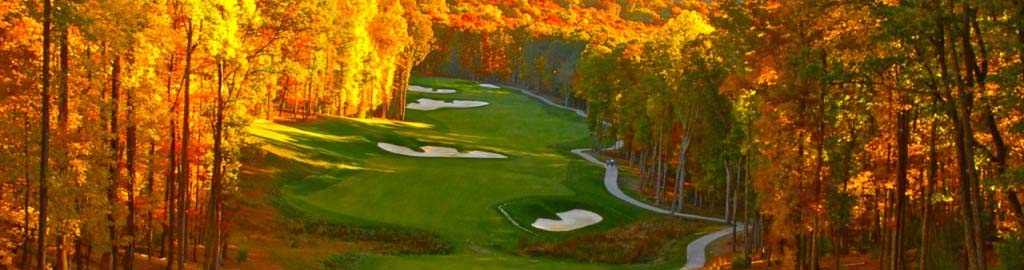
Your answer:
(249, 76), (708, 269)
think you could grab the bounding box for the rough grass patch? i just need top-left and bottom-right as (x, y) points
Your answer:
(322, 254), (366, 270)
(271, 194), (451, 255)
(518, 217), (699, 264)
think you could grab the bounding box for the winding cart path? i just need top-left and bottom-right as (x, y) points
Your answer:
(504, 84), (741, 270)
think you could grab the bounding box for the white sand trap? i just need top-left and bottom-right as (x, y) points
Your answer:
(408, 85), (456, 94)
(479, 83), (501, 89)
(531, 209), (603, 232)
(377, 142), (507, 159)
(407, 98), (488, 111)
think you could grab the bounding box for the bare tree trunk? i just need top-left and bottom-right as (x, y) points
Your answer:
(165, 54), (177, 270)
(638, 149), (648, 192)
(38, 0), (53, 268)
(126, 71), (137, 270)
(75, 236), (84, 270)
(23, 117), (32, 270)
(107, 56), (122, 270)
(654, 138), (663, 205)
(277, 79), (287, 118)
(724, 156), (731, 222)
(204, 59), (225, 270)
(58, 18), (69, 131)
(190, 164), (198, 263)
(674, 118), (692, 213)
(146, 142), (155, 263)
(744, 152), (753, 261)
(56, 235), (67, 270)
(890, 104), (909, 270)
(732, 155), (739, 252)
(391, 57), (412, 120)
(931, 10), (978, 269)
(179, 22), (196, 270)
(304, 79), (312, 119)
(920, 115), (938, 270)
(654, 130), (665, 205)
(266, 74), (273, 119)
(55, 19), (71, 270)
(960, 8), (988, 270)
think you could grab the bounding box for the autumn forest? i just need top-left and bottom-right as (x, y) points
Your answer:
(2, 0), (1024, 270)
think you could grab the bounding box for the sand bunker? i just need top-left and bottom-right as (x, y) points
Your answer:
(377, 142), (507, 159)
(407, 98), (488, 111)
(408, 85), (456, 94)
(479, 83), (501, 89)
(531, 209), (603, 232)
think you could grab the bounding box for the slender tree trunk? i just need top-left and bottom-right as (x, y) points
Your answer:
(810, 76), (828, 270)
(944, 14), (986, 268)
(266, 71), (273, 119)
(654, 132), (664, 205)
(38, 0), (53, 268)
(165, 54), (177, 270)
(278, 79), (286, 118)
(75, 236), (84, 270)
(55, 15), (71, 270)
(23, 117), (32, 270)
(58, 20), (69, 129)
(732, 152), (741, 224)
(57, 235), (67, 270)
(931, 9), (980, 269)
(179, 22), (196, 270)
(204, 59), (226, 270)
(744, 152), (752, 261)
(126, 74), (138, 270)
(724, 157), (731, 223)
(107, 56), (122, 270)
(190, 163), (198, 263)
(920, 115), (938, 270)
(146, 142), (155, 263)
(890, 96), (910, 270)
(638, 149), (648, 192)
(304, 79), (312, 119)
(396, 60), (411, 120)
(956, 7), (993, 269)
(87, 243), (93, 270)
(833, 226), (840, 270)
(674, 121), (692, 213)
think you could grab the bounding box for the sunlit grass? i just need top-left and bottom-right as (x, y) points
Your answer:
(250, 76), (709, 270)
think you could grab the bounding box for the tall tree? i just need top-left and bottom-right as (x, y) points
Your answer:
(38, 0), (53, 268)
(178, 20), (195, 270)
(107, 56), (121, 270)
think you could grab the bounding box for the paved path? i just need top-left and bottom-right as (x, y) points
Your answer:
(505, 85), (588, 118)
(681, 226), (743, 270)
(569, 147), (729, 223)
(503, 83), (741, 270)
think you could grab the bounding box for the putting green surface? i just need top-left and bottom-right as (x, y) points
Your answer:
(249, 76), (699, 269)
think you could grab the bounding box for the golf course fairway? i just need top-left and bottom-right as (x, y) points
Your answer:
(246, 76), (711, 270)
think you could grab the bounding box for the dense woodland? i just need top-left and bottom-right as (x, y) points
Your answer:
(2, 0), (1024, 270)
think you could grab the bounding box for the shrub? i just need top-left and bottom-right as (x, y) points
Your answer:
(997, 233), (1024, 270)
(923, 222), (965, 270)
(731, 254), (751, 269)
(236, 247), (250, 263)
